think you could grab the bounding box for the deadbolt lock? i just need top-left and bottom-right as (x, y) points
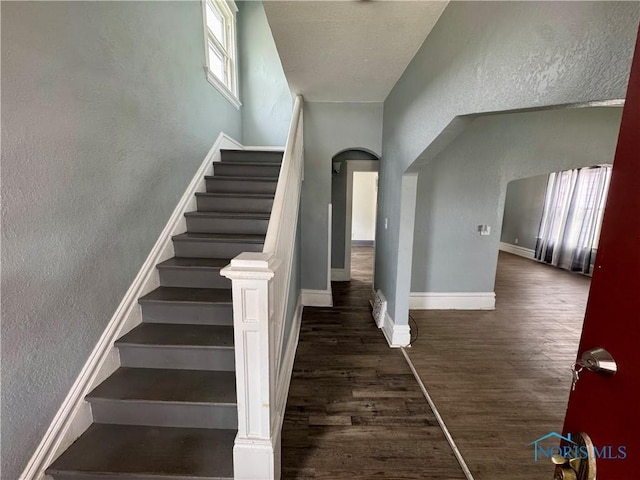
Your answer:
(552, 432), (596, 480)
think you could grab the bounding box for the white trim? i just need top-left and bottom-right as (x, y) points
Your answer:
(499, 241), (535, 260)
(275, 297), (303, 432)
(400, 349), (475, 480)
(202, 0), (241, 109)
(245, 296), (301, 480)
(409, 292), (496, 310)
(19, 132), (242, 480)
(205, 70), (241, 109)
(352, 240), (374, 247)
(343, 160), (379, 281)
(331, 268), (349, 281)
(327, 203), (333, 291)
(234, 437), (280, 480)
(381, 311), (411, 348)
(301, 289), (333, 307)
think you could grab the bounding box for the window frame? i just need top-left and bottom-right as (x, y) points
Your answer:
(202, 0), (240, 109)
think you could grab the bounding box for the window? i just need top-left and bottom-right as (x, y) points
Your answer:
(202, 0), (240, 108)
(535, 165), (612, 274)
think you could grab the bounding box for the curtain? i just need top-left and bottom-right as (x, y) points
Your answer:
(535, 166), (612, 274)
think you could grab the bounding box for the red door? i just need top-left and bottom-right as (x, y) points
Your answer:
(562, 26), (640, 479)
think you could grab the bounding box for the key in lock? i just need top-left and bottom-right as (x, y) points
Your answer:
(569, 347), (617, 391)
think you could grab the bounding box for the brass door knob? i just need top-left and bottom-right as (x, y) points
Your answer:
(550, 432), (596, 480)
(554, 464), (578, 480)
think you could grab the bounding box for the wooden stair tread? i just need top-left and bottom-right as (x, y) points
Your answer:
(116, 323), (233, 348)
(172, 232), (265, 243)
(185, 211), (270, 219)
(157, 257), (231, 269)
(195, 192), (274, 198)
(218, 161), (281, 167)
(87, 368), (236, 404)
(204, 175), (278, 182)
(139, 287), (232, 305)
(46, 423), (234, 479)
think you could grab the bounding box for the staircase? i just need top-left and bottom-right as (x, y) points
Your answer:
(47, 150), (282, 480)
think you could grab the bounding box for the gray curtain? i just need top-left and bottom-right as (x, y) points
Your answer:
(535, 166), (612, 274)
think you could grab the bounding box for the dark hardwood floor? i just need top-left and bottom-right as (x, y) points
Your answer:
(281, 247), (466, 479)
(282, 248), (589, 479)
(407, 251), (591, 480)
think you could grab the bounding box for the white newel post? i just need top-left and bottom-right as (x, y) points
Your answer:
(220, 252), (281, 480)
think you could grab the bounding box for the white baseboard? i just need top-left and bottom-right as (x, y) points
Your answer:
(499, 242), (535, 260)
(301, 288), (333, 307)
(351, 240), (374, 247)
(381, 312), (411, 348)
(331, 268), (349, 281)
(409, 292), (496, 310)
(20, 132), (243, 480)
(234, 437), (280, 480)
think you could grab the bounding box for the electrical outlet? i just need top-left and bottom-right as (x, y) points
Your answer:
(515, 238), (519, 244)
(478, 225), (491, 236)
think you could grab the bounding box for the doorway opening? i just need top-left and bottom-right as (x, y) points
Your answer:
(350, 171), (378, 284)
(402, 104), (623, 479)
(330, 149), (379, 285)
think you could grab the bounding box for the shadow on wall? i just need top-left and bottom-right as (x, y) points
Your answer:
(330, 149), (379, 272)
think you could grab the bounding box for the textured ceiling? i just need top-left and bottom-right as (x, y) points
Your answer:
(263, 1), (449, 102)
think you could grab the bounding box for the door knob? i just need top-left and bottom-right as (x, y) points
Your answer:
(551, 432), (596, 480)
(571, 347), (617, 390)
(580, 347), (617, 375)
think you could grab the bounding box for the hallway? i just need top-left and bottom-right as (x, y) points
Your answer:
(281, 247), (465, 479)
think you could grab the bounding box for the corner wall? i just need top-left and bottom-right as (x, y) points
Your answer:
(500, 174), (549, 252)
(377, 1), (640, 325)
(238, 1), (293, 146)
(1, 3), (242, 478)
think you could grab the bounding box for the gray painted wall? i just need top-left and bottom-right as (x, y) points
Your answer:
(1, 2), (244, 478)
(378, 1), (639, 323)
(238, 1), (292, 146)
(410, 107), (622, 294)
(302, 103), (383, 290)
(500, 175), (549, 251)
(331, 150), (378, 269)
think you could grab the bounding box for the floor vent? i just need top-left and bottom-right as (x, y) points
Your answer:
(372, 290), (387, 328)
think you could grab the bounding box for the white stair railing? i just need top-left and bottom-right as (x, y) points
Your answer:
(221, 95), (304, 480)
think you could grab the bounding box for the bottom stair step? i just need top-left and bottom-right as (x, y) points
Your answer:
(46, 423), (234, 480)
